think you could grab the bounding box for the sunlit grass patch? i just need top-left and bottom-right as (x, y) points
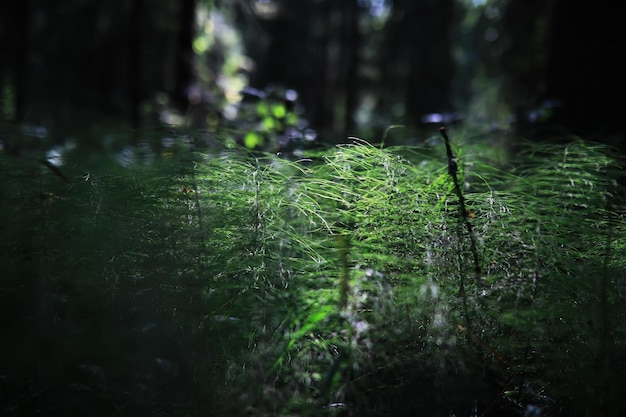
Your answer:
(0, 133), (624, 416)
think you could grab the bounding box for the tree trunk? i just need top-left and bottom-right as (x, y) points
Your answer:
(311, 0), (333, 134)
(174, 0), (197, 111)
(546, 0), (626, 138)
(341, 0), (360, 137)
(13, 0), (29, 123)
(404, 0), (455, 124)
(129, 0), (144, 130)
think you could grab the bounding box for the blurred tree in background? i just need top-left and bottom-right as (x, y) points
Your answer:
(1, 0), (625, 150)
(546, 0), (626, 139)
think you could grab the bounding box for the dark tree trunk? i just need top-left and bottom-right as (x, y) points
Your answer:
(546, 0), (626, 139)
(404, 0), (455, 124)
(129, 0), (144, 130)
(311, 0), (333, 134)
(13, 0), (29, 123)
(0, 0), (28, 154)
(174, 0), (197, 111)
(498, 0), (554, 136)
(340, 0), (360, 137)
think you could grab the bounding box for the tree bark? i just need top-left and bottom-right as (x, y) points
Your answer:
(404, 0), (455, 124)
(546, 0), (626, 138)
(129, 0), (144, 130)
(13, 0), (29, 122)
(174, 0), (197, 111)
(341, 0), (360, 137)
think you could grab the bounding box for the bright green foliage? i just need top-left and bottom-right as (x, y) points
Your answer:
(0, 135), (624, 416)
(244, 131), (264, 148)
(235, 90), (305, 151)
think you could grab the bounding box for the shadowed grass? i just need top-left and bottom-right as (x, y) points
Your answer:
(0, 133), (624, 416)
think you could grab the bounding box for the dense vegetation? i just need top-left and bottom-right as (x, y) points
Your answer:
(3, 1), (625, 416)
(1, 130), (624, 416)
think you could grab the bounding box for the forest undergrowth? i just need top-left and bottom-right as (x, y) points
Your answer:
(0, 130), (625, 417)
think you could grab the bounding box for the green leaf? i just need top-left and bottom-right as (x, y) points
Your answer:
(271, 103), (286, 118)
(262, 117), (276, 131)
(244, 131), (263, 148)
(256, 102), (269, 117)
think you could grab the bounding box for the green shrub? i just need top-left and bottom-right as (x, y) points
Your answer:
(1, 133), (624, 416)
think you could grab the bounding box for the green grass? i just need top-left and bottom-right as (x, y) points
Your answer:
(0, 132), (624, 416)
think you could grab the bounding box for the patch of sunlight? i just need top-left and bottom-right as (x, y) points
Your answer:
(159, 108), (186, 126)
(253, 0), (279, 19)
(46, 148), (64, 167)
(193, 36), (210, 54)
(194, 5), (250, 110)
(222, 104), (239, 121)
(116, 146), (135, 167)
(459, 0), (492, 8)
(355, 94), (377, 127)
(219, 72), (247, 104)
(20, 124), (48, 139)
(359, 0), (392, 29)
(45, 141), (75, 167)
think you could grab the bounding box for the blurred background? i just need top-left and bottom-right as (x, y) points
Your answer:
(1, 0), (625, 152)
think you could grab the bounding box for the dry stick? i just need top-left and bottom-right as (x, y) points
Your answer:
(439, 127), (481, 334)
(439, 127), (481, 279)
(36, 158), (71, 184)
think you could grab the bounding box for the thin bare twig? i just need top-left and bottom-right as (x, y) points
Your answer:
(439, 127), (481, 279)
